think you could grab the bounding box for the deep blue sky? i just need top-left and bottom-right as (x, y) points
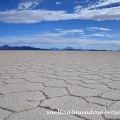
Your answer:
(0, 0), (120, 50)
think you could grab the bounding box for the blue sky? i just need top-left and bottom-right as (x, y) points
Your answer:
(0, 0), (120, 50)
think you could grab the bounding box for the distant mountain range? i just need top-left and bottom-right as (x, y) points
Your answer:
(0, 45), (46, 50)
(0, 45), (115, 51)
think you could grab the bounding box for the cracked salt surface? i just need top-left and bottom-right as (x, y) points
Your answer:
(0, 51), (120, 120)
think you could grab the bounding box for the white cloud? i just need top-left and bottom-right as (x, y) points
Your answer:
(0, 5), (120, 24)
(75, 6), (120, 20)
(87, 27), (111, 31)
(0, 10), (76, 23)
(74, 0), (120, 20)
(0, 0), (120, 23)
(56, 2), (61, 5)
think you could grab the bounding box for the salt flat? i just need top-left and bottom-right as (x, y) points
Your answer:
(0, 51), (120, 120)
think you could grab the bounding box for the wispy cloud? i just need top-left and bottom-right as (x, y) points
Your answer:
(75, 1), (81, 4)
(85, 33), (120, 37)
(18, 0), (42, 10)
(87, 27), (111, 31)
(74, 6), (120, 20)
(41, 29), (84, 37)
(91, 33), (114, 37)
(90, 0), (120, 8)
(74, 5), (82, 13)
(18, 1), (39, 10)
(74, 0), (120, 20)
(92, 33), (106, 37)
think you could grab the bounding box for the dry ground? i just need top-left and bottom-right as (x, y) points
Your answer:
(0, 51), (120, 120)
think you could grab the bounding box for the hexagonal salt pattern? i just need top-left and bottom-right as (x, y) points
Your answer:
(0, 51), (120, 120)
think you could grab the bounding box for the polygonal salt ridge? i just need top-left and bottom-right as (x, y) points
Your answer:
(42, 79), (71, 88)
(100, 90), (120, 101)
(104, 101), (120, 120)
(0, 91), (46, 112)
(107, 81), (120, 90)
(40, 87), (68, 98)
(0, 82), (43, 94)
(12, 72), (42, 79)
(78, 74), (104, 80)
(67, 86), (104, 97)
(3, 78), (28, 84)
(0, 108), (12, 120)
(24, 77), (53, 83)
(86, 97), (114, 107)
(40, 96), (106, 120)
(40, 96), (88, 111)
(65, 80), (110, 91)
